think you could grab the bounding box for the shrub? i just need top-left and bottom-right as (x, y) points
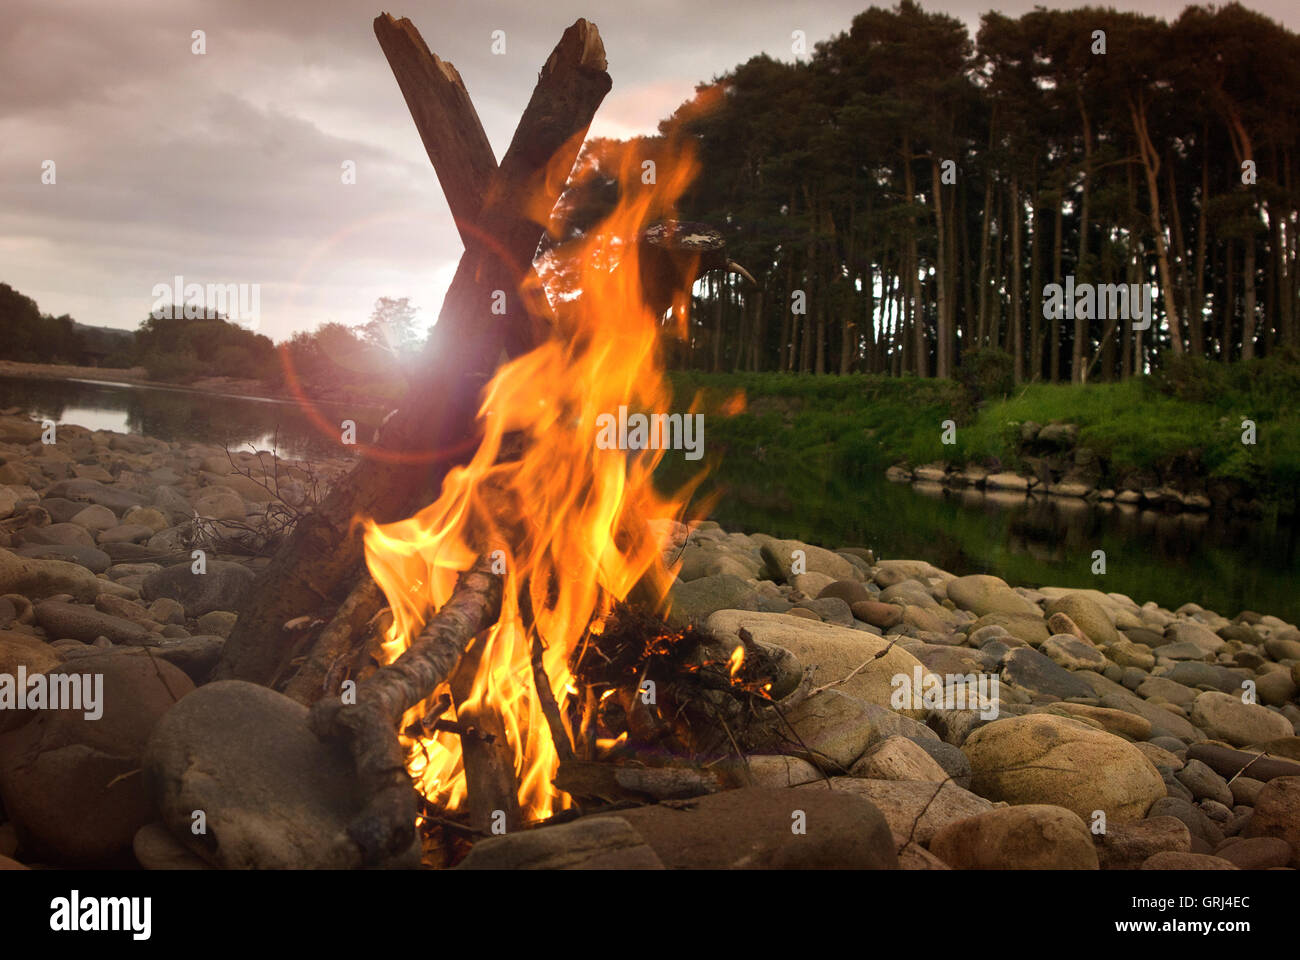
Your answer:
(956, 347), (1014, 404)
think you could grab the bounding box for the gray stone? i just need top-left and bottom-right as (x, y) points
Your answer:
(44, 478), (146, 515)
(665, 574), (758, 629)
(1002, 646), (1096, 700)
(1168, 661), (1246, 693)
(141, 560), (256, 618)
(1176, 759), (1234, 807)
(0, 654), (194, 865)
(1190, 691), (1294, 748)
(19, 522), (96, 548)
(11, 543), (111, 574)
(1147, 796), (1224, 846)
(143, 681), (414, 869)
(33, 599), (154, 645)
(793, 597), (854, 626)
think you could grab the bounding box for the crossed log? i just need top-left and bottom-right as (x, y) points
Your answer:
(215, 12), (752, 862)
(217, 14), (611, 687)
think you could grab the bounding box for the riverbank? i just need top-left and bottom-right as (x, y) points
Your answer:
(1, 416), (1297, 869)
(667, 355), (1300, 516)
(0, 360), (393, 411)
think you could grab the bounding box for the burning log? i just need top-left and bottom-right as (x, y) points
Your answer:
(307, 556), (502, 864)
(448, 640), (522, 835)
(280, 576), (386, 703)
(217, 16), (612, 687)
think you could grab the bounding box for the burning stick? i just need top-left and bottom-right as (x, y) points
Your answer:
(449, 639), (522, 835)
(308, 556), (502, 865)
(281, 576), (386, 703)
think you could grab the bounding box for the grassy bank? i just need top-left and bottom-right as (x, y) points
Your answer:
(664, 355), (1300, 509)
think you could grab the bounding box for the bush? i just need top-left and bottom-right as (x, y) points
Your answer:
(956, 347), (1014, 404)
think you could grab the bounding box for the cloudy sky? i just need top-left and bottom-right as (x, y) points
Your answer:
(3, 0), (1296, 343)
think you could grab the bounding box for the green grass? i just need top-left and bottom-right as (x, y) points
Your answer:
(662, 358), (1300, 508)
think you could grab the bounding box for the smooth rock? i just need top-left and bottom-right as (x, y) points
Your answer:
(613, 785), (898, 868)
(803, 777), (994, 844)
(0, 654), (194, 864)
(1141, 851), (1238, 869)
(929, 804), (1099, 869)
(457, 816), (663, 869)
(1095, 816), (1191, 869)
(34, 599), (154, 645)
(963, 713), (1165, 823)
(141, 561), (255, 618)
(1189, 691), (1294, 748)
(0, 547), (103, 601)
(1044, 593), (1119, 646)
(849, 736), (950, 782)
(143, 680), (413, 869)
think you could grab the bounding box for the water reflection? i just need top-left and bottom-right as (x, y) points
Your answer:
(0, 375), (382, 460)
(678, 459), (1300, 624)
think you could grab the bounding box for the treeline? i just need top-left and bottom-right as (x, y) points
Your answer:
(577, 1), (1300, 381)
(0, 283), (107, 365)
(1, 282), (423, 403)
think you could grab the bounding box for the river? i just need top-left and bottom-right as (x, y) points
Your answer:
(4, 373), (1298, 623)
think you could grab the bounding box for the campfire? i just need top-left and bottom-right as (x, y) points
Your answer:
(363, 131), (707, 826)
(266, 12), (773, 865)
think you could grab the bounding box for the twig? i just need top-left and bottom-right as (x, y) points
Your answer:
(807, 636), (902, 698)
(531, 633), (575, 763)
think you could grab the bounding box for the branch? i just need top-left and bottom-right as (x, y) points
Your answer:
(307, 556), (502, 864)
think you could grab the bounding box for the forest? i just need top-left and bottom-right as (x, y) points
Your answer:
(562, 1), (1300, 382)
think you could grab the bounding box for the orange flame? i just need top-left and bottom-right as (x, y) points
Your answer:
(726, 643), (745, 678)
(361, 138), (705, 822)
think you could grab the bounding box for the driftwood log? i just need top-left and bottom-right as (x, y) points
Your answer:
(217, 17), (612, 687)
(308, 555), (503, 865)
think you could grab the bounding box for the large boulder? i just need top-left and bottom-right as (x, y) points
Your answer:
(141, 561), (255, 618)
(143, 681), (414, 869)
(706, 610), (932, 714)
(1241, 776), (1300, 866)
(947, 575), (1040, 618)
(0, 653), (194, 865)
(962, 713), (1164, 823)
(1043, 593), (1119, 646)
(1189, 692), (1293, 748)
(928, 804), (1099, 869)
